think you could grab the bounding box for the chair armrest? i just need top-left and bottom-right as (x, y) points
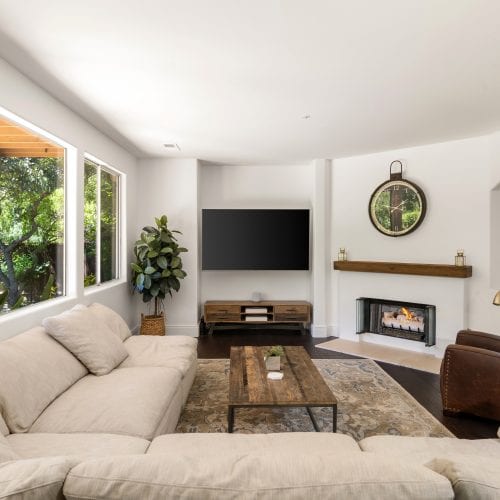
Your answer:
(456, 329), (500, 353)
(440, 344), (500, 420)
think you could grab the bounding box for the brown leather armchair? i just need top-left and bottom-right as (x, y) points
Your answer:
(440, 329), (500, 421)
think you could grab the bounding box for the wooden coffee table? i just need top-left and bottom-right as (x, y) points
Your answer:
(228, 346), (337, 433)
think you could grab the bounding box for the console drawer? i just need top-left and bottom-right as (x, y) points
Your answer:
(205, 304), (241, 322)
(274, 304), (309, 315)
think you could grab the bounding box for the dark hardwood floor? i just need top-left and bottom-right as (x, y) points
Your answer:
(197, 329), (499, 439)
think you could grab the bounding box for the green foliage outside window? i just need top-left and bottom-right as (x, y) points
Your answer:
(0, 156), (64, 313)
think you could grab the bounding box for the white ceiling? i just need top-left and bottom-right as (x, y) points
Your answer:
(0, 0), (500, 164)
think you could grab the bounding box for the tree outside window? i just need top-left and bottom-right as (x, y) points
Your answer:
(0, 117), (65, 314)
(84, 157), (119, 287)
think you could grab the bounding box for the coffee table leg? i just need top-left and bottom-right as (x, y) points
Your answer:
(227, 406), (234, 433)
(332, 405), (337, 432)
(306, 407), (320, 432)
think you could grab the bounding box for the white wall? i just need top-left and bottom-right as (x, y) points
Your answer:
(0, 57), (138, 339)
(331, 135), (500, 353)
(200, 163), (313, 304)
(135, 159), (200, 336)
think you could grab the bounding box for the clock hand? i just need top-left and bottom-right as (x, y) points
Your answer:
(390, 201), (406, 212)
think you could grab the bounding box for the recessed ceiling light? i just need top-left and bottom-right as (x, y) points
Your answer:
(302, 115), (311, 119)
(163, 143), (181, 151)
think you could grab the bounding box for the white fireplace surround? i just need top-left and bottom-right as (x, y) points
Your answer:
(336, 271), (466, 357)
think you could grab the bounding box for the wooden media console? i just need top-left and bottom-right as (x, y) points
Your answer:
(203, 300), (312, 335)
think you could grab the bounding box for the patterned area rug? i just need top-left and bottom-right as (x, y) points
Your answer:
(176, 359), (454, 440)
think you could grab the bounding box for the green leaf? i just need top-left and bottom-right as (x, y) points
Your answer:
(160, 246), (173, 254)
(143, 225), (157, 233)
(144, 266), (156, 275)
(167, 277), (180, 292)
(177, 247), (188, 253)
(171, 256), (181, 268)
(160, 231), (172, 243)
(147, 250), (159, 258)
(136, 273), (145, 287)
(150, 283), (160, 297)
(160, 215), (168, 225)
(144, 275), (152, 289)
(130, 263), (142, 273)
(161, 269), (171, 277)
(157, 256), (168, 269)
(172, 269), (184, 278)
(172, 230), (182, 234)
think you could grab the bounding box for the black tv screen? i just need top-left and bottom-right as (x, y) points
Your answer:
(202, 209), (310, 270)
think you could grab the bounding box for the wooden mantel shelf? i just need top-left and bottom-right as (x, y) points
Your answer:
(333, 260), (472, 278)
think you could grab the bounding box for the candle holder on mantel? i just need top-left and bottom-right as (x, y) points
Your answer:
(455, 250), (466, 267)
(338, 248), (347, 261)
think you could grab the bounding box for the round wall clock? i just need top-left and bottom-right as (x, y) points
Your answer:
(369, 160), (427, 237)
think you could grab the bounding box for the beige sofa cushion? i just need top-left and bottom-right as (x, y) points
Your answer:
(7, 433), (149, 460)
(30, 367), (181, 440)
(120, 335), (197, 376)
(0, 456), (71, 499)
(426, 455), (500, 500)
(359, 435), (500, 464)
(43, 305), (128, 375)
(63, 452), (453, 500)
(0, 327), (88, 433)
(88, 303), (131, 341)
(0, 414), (8, 437)
(0, 434), (18, 464)
(148, 432), (360, 456)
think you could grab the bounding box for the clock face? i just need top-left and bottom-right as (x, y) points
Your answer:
(369, 180), (426, 236)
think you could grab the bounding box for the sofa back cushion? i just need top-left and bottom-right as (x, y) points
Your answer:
(63, 452), (454, 500)
(0, 434), (18, 463)
(0, 327), (88, 433)
(43, 305), (128, 376)
(88, 303), (131, 341)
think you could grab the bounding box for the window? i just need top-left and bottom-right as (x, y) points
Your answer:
(0, 116), (65, 314)
(84, 156), (120, 286)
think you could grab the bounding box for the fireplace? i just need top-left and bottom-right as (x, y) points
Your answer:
(356, 297), (436, 346)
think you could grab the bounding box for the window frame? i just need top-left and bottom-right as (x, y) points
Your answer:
(0, 107), (69, 313)
(83, 154), (122, 288)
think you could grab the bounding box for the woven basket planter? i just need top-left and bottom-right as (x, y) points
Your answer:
(140, 312), (166, 336)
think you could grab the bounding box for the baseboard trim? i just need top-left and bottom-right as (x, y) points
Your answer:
(311, 324), (328, 338)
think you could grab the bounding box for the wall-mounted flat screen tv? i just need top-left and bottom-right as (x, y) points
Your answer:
(202, 209), (310, 270)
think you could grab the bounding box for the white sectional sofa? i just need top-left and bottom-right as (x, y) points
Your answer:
(0, 303), (499, 499)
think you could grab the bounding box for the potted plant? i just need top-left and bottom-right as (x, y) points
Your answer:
(131, 215), (187, 335)
(264, 345), (284, 371)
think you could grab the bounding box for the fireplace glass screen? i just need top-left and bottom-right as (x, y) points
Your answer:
(356, 297), (436, 346)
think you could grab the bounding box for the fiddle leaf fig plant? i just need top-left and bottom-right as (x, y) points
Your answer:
(131, 215), (187, 316)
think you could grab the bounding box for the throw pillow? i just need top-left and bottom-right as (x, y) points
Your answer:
(88, 303), (132, 341)
(43, 305), (128, 376)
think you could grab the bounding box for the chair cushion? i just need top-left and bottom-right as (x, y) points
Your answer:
(426, 455), (500, 499)
(148, 432), (361, 456)
(43, 305), (128, 375)
(88, 302), (132, 341)
(120, 335), (197, 377)
(7, 433), (149, 459)
(0, 327), (88, 433)
(30, 366), (181, 440)
(0, 434), (18, 464)
(0, 457), (71, 499)
(63, 452), (453, 500)
(359, 435), (500, 465)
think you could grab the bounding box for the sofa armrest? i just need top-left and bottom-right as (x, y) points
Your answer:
(456, 329), (500, 353)
(440, 344), (500, 420)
